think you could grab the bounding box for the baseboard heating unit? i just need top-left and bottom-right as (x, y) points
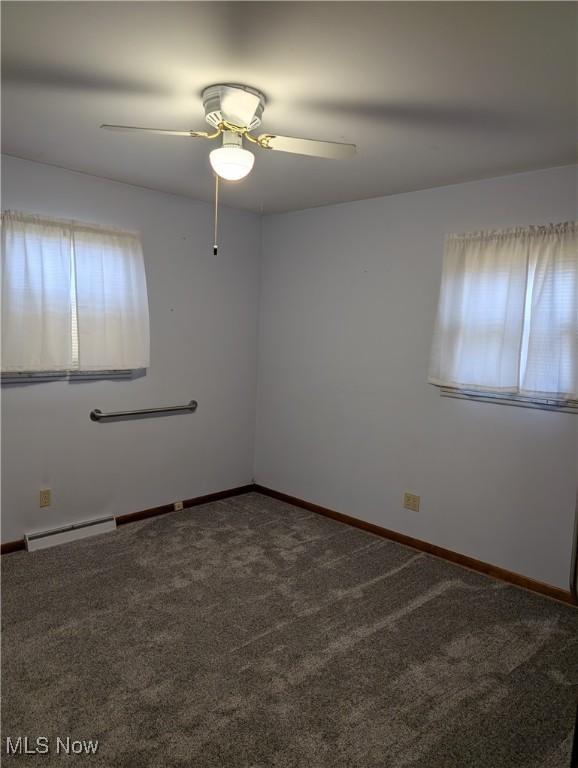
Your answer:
(24, 517), (116, 551)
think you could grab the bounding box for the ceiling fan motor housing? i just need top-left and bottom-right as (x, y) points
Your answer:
(221, 131), (243, 148)
(202, 84), (266, 130)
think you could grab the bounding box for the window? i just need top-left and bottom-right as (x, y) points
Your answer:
(429, 221), (577, 410)
(1, 211), (150, 376)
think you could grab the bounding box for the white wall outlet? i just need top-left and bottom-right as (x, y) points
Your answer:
(173, 501), (184, 512)
(403, 492), (420, 512)
(39, 488), (51, 508)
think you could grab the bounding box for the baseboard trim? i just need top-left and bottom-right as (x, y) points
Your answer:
(116, 484), (255, 525)
(4, 482), (574, 607)
(1, 484), (255, 554)
(254, 484), (576, 607)
(0, 538), (26, 555)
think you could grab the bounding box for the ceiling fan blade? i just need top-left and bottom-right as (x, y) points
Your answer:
(258, 134), (356, 160)
(100, 124), (209, 137)
(220, 85), (262, 127)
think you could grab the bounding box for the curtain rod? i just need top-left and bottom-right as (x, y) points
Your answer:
(1, 210), (140, 238)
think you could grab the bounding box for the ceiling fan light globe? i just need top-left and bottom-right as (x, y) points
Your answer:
(209, 146), (255, 181)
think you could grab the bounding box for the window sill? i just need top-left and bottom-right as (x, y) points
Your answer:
(1, 370), (145, 384)
(437, 386), (578, 414)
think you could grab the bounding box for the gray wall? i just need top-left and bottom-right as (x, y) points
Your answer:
(3, 156), (577, 592)
(254, 165), (578, 591)
(1, 156), (261, 542)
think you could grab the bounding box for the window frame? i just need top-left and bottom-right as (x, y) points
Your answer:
(429, 221), (578, 413)
(1, 210), (150, 378)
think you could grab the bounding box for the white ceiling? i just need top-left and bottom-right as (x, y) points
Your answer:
(2, 2), (576, 214)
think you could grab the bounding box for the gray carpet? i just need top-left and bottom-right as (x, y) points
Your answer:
(2, 492), (578, 767)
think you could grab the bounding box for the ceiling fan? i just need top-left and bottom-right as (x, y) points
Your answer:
(101, 83), (357, 182)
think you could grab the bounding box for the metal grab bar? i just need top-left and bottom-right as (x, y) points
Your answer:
(90, 400), (198, 422)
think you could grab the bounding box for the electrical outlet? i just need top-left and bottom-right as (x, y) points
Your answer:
(403, 492), (420, 512)
(39, 488), (51, 508)
(174, 501), (184, 512)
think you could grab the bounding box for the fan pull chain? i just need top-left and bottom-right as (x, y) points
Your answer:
(213, 173), (219, 256)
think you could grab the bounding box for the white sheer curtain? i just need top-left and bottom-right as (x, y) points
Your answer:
(429, 221), (578, 402)
(1, 212), (74, 372)
(520, 223), (577, 399)
(73, 226), (150, 371)
(1, 211), (150, 373)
